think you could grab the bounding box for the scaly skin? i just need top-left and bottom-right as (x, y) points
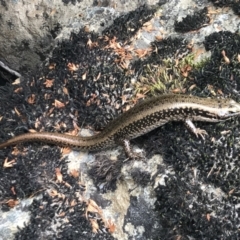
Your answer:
(0, 94), (240, 157)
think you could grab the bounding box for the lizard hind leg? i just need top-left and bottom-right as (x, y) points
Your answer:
(119, 139), (143, 160)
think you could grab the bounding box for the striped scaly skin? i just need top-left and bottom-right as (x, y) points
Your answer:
(0, 94), (240, 158)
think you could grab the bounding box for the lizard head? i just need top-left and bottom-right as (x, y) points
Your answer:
(217, 99), (240, 118)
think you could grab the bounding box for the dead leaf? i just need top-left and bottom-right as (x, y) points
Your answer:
(82, 72), (87, 80)
(119, 60), (130, 69)
(106, 219), (116, 233)
(61, 147), (72, 155)
(70, 169), (79, 178)
(86, 199), (102, 219)
(187, 39), (194, 50)
(228, 189), (235, 195)
(14, 107), (21, 117)
(84, 25), (90, 32)
(30, 81), (35, 87)
(58, 211), (66, 217)
(67, 63), (79, 72)
(237, 54), (240, 62)
(143, 21), (155, 32)
(188, 84), (196, 91)
(90, 219), (99, 233)
(207, 85), (216, 95)
(14, 87), (23, 93)
(49, 189), (66, 199)
(44, 93), (51, 100)
(171, 88), (186, 93)
(181, 65), (192, 77)
(70, 199), (77, 206)
(6, 199), (19, 208)
(34, 119), (41, 129)
(3, 158), (16, 168)
(87, 38), (93, 48)
(11, 186), (16, 195)
(56, 168), (63, 183)
(221, 130), (231, 135)
(135, 93), (146, 100)
(48, 63), (56, 70)
(221, 50), (230, 64)
(87, 38), (98, 49)
(43, 79), (54, 88)
(50, 8), (57, 16)
(12, 78), (21, 85)
(63, 87), (69, 95)
(72, 122), (80, 132)
(64, 182), (72, 188)
(54, 122), (67, 131)
(28, 129), (37, 133)
(94, 72), (101, 81)
(47, 107), (55, 115)
(155, 35), (163, 41)
(54, 99), (65, 108)
(11, 147), (22, 156)
(134, 48), (150, 58)
(27, 94), (36, 104)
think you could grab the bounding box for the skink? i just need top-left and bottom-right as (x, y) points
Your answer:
(0, 94), (240, 158)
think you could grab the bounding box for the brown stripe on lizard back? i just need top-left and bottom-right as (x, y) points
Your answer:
(0, 94), (240, 157)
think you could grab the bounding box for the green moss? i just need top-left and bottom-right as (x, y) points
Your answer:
(134, 53), (209, 97)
